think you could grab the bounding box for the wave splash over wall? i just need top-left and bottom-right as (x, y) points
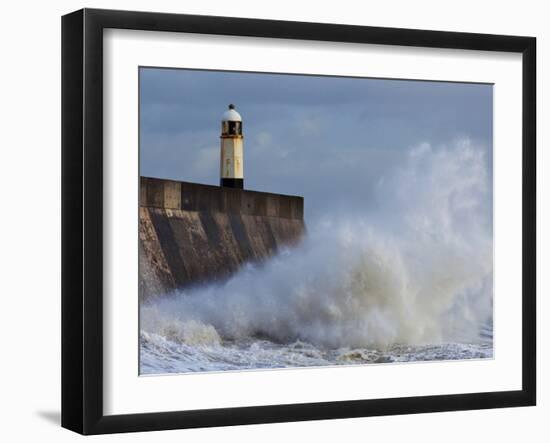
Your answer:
(140, 139), (493, 372)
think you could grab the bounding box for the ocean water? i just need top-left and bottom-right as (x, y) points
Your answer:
(140, 330), (493, 374)
(140, 140), (494, 375)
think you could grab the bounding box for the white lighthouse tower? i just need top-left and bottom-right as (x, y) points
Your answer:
(220, 104), (244, 189)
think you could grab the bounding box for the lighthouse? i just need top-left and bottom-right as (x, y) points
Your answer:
(220, 104), (244, 189)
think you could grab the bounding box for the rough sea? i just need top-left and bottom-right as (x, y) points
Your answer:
(140, 328), (493, 374)
(140, 141), (494, 375)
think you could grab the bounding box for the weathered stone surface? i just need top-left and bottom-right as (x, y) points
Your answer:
(138, 207), (177, 298)
(139, 178), (305, 301)
(141, 177), (303, 219)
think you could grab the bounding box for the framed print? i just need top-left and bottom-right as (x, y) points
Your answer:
(61, 8), (536, 435)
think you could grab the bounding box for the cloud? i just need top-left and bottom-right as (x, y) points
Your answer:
(191, 146), (219, 178)
(140, 68), (493, 223)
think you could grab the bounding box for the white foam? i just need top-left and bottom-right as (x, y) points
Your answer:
(140, 139), (493, 368)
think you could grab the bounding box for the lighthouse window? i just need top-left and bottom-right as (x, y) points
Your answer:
(222, 121), (242, 136)
(227, 121), (241, 135)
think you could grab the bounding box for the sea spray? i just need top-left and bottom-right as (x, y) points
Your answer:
(140, 139), (493, 371)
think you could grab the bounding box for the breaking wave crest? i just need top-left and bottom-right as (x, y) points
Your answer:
(140, 139), (493, 370)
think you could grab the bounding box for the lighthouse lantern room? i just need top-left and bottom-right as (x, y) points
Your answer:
(220, 104), (244, 189)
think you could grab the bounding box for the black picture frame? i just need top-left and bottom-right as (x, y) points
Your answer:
(61, 8), (536, 435)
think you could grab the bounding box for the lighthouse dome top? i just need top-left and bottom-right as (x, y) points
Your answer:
(222, 104), (242, 122)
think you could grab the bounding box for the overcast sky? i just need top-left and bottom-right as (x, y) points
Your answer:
(140, 68), (492, 223)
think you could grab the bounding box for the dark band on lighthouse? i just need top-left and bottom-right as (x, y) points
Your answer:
(220, 104), (244, 189)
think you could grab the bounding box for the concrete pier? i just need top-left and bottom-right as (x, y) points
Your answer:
(139, 177), (305, 300)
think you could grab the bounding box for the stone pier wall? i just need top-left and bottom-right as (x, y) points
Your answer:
(139, 177), (305, 301)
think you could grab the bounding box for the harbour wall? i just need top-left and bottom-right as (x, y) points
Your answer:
(139, 177), (305, 301)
